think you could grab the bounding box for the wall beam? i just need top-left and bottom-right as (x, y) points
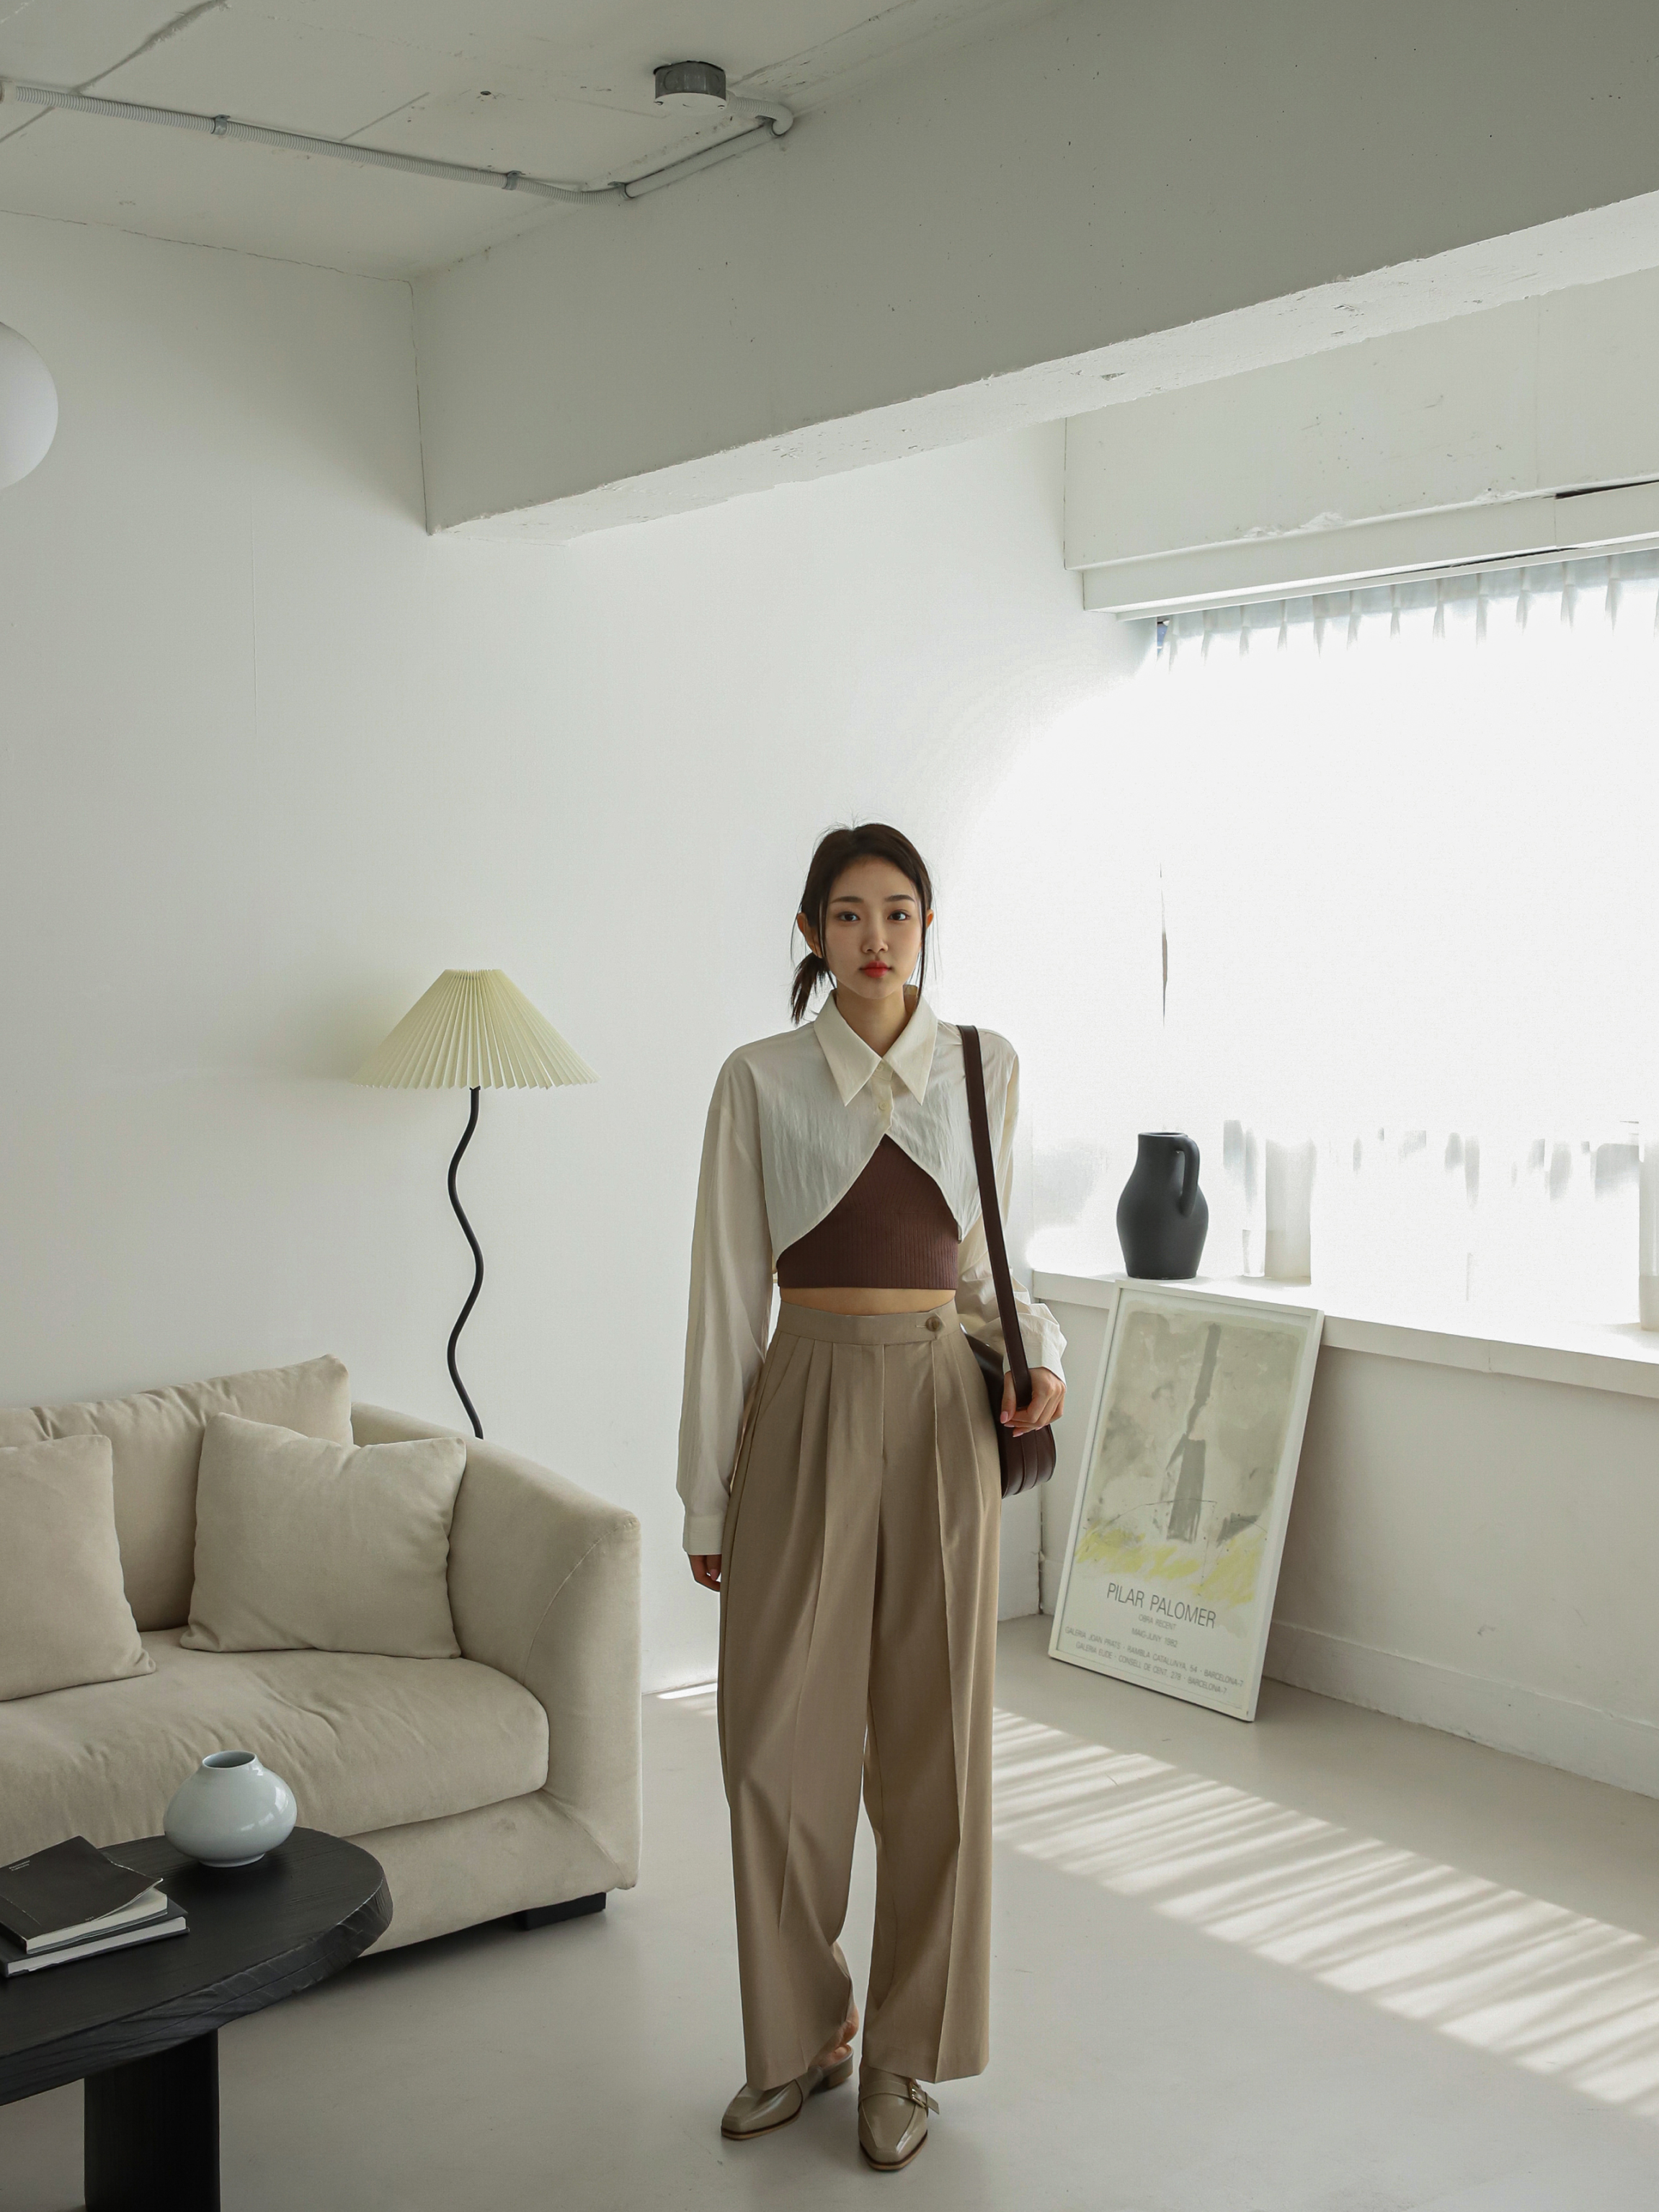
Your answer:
(414, 0), (1659, 541)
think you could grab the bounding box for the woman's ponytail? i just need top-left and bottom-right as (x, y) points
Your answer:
(789, 822), (935, 1024)
(790, 947), (834, 1026)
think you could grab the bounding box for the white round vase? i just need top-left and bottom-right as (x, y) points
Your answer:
(164, 1749), (297, 1867)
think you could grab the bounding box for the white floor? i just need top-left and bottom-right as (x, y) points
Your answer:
(6, 1615), (1659, 2210)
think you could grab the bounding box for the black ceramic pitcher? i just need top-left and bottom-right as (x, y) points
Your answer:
(1116, 1132), (1209, 1279)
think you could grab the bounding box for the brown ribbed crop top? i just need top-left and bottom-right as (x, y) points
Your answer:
(775, 1136), (960, 1290)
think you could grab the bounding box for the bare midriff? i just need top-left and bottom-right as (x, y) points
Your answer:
(779, 1287), (958, 1315)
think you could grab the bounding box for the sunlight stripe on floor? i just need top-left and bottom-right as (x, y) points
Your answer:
(990, 1708), (1659, 2120)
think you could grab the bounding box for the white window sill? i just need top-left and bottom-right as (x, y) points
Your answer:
(1031, 1269), (1659, 1404)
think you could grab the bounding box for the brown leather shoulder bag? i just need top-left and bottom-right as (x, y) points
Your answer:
(959, 1025), (1057, 1498)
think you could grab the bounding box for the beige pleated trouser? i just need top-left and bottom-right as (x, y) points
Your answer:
(717, 1301), (1002, 2093)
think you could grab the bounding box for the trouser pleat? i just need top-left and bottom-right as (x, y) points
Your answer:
(930, 1325), (999, 2081)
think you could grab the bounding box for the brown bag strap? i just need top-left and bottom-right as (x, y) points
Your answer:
(959, 1025), (1033, 1409)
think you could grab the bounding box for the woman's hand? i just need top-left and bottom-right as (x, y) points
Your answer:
(690, 1553), (722, 1593)
(1002, 1366), (1064, 1433)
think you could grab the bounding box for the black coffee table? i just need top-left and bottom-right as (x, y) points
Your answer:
(0, 1826), (389, 2212)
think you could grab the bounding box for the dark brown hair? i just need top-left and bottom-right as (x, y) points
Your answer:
(791, 823), (934, 1023)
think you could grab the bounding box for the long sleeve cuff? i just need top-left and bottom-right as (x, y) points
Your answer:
(1020, 1307), (1067, 1382)
(682, 1511), (729, 1556)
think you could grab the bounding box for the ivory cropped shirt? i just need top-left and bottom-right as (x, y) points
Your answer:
(676, 991), (1066, 1554)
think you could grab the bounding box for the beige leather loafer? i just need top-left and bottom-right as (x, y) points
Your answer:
(857, 2066), (939, 2170)
(721, 2054), (853, 2139)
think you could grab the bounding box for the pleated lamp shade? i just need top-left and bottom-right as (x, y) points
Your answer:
(353, 969), (597, 1089)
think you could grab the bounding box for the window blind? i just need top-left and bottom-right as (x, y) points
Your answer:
(1014, 551), (1659, 1328)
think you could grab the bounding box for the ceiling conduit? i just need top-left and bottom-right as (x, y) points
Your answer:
(0, 71), (794, 207)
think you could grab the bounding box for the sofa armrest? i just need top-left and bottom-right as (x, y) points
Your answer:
(352, 1403), (641, 1889)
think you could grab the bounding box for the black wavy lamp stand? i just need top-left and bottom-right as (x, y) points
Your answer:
(446, 1086), (485, 1437)
(352, 971), (597, 1445)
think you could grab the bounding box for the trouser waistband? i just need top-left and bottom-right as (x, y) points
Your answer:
(772, 1300), (959, 1346)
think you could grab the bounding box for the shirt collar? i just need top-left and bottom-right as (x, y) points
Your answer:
(814, 990), (939, 1106)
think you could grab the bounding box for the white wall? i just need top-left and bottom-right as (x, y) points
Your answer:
(0, 210), (1132, 1689)
(1040, 1286), (1659, 1799)
(414, 0), (1659, 536)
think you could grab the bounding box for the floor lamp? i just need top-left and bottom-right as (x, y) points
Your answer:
(354, 969), (597, 1438)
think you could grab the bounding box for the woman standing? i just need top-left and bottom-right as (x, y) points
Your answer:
(677, 823), (1064, 2170)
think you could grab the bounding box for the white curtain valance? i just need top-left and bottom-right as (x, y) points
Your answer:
(1161, 548), (1659, 663)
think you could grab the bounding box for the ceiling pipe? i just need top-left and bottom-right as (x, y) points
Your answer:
(0, 83), (623, 202)
(0, 75), (793, 207)
(622, 123), (775, 200)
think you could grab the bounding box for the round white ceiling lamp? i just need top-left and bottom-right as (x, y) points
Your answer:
(0, 321), (57, 490)
(653, 61), (729, 112)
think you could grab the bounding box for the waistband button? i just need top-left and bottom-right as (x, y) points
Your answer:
(925, 1313), (943, 1332)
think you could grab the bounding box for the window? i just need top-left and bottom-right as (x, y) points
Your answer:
(1011, 554), (1659, 1331)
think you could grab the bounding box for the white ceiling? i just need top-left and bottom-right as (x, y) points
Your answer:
(0, 0), (1039, 278)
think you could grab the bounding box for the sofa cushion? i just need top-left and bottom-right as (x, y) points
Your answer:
(0, 1631), (548, 1867)
(0, 1436), (154, 1700)
(0, 1356), (353, 1633)
(183, 1416), (464, 1659)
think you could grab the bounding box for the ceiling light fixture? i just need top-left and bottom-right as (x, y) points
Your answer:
(0, 321), (57, 490)
(654, 61), (728, 111)
(0, 67), (793, 209)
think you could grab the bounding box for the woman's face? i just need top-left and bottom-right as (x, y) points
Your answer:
(800, 859), (933, 1011)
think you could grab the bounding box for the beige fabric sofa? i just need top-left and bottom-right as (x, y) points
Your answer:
(0, 1360), (641, 1951)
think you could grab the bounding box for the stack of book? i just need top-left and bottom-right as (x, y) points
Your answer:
(0, 1836), (187, 1978)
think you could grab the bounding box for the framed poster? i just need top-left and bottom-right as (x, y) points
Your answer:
(1049, 1282), (1322, 1720)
